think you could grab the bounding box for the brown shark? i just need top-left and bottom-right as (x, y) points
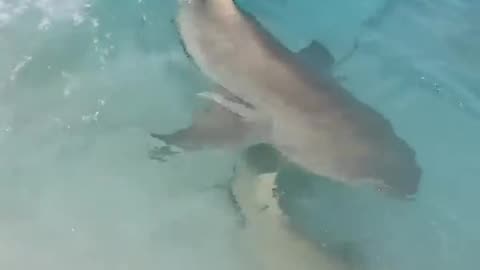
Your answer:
(151, 0), (422, 199)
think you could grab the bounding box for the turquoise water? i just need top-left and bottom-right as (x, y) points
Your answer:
(0, 0), (478, 269)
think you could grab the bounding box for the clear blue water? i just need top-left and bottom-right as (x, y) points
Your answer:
(0, 0), (479, 269)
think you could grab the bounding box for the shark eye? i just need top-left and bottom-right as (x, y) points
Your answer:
(376, 183), (390, 192)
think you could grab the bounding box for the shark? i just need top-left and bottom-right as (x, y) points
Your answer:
(150, 0), (422, 199)
(224, 143), (364, 270)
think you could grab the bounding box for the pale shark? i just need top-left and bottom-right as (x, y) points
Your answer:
(150, 0), (422, 199)
(225, 143), (364, 270)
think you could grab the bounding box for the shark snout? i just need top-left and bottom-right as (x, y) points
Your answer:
(377, 182), (417, 201)
(379, 145), (422, 200)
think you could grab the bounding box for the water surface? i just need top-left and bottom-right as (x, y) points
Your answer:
(0, 1), (479, 269)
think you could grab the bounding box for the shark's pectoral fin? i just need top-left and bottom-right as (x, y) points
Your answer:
(149, 97), (267, 160)
(296, 40), (336, 73)
(148, 145), (182, 162)
(196, 90), (272, 140)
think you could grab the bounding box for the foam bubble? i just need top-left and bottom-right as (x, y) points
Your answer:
(0, 0), (88, 28)
(34, 0), (87, 20)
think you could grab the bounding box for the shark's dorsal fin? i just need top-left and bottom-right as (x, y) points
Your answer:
(295, 41), (335, 72)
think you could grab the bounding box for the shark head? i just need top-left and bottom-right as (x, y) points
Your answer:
(374, 137), (422, 200)
(345, 125), (422, 200)
(319, 103), (423, 201)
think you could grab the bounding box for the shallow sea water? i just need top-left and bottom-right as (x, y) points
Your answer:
(0, 0), (479, 270)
